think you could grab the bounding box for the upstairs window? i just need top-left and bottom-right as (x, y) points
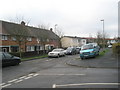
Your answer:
(2, 35), (8, 40)
(12, 37), (16, 41)
(27, 37), (32, 41)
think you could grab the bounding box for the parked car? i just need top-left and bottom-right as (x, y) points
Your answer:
(80, 44), (100, 59)
(66, 47), (77, 55)
(0, 52), (21, 67)
(63, 49), (67, 54)
(76, 47), (81, 54)
(48, 48), (65, 58)
(108, 45), (112, 48)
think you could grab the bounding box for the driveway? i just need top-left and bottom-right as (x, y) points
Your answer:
(66, 48), (119, 68)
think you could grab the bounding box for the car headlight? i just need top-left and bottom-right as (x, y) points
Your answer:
(80, 52), (83, 54)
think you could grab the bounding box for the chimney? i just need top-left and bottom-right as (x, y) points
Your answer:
(21, 21), (25, 26)
(50, 28), (53, 32)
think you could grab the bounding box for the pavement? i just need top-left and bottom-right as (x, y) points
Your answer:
(66, 48), (119, 68)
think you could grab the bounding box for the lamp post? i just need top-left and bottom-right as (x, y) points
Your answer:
(54, 24), (58, 33)
(101, 19), (105, 49)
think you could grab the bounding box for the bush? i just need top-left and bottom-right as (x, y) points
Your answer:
(112, 43), (120, 54)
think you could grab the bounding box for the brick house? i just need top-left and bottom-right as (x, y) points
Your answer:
(0, 20), (60, 53)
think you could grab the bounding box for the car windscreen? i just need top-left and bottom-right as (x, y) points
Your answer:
(66, 47), (73, 51)
(52, 49), (61, 52)
(81, 44), (94, 50)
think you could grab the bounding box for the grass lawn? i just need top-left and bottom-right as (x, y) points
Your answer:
(21, 54), (48, 61)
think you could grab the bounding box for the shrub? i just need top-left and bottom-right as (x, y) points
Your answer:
(112, 43), (120, 54)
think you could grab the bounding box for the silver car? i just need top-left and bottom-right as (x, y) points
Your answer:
(48, 48), (65, 58)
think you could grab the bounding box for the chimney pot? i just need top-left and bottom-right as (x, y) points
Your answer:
(21, 21), (25, 26)
(50, 28), (53, 31)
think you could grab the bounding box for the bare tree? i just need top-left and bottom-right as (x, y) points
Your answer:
(96, 31), (109, 48)
(8, 15), (31, 58)
(54, 26), (64, 48)
(96, 31), (103, 47)
(54, 27), (64, 38)
(8, 21), (29, 58)
(38, 23), (50, 30)
(8, 15), (31, 25)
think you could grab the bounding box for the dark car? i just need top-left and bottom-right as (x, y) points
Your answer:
(66, 47), (77, 55)
(0, 52), (21, 67)
(76, 47), (81, 54)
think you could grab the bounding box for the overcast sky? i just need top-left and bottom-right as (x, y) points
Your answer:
(0, 0), (119, 38)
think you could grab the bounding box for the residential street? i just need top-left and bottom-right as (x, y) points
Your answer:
(2, 48), (119, 88)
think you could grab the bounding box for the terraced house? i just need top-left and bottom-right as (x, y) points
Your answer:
(0, 20), (60, 53)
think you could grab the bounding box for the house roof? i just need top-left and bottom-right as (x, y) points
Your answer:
(1, 20), (59, 40)
(62, 36), (117, 40)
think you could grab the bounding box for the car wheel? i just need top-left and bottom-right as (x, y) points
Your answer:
(14, 62), (20, 66)
(81, 57), (83, 60)
(57, 54), (60, 58)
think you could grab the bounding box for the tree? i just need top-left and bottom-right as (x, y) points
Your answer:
(54, 27), (64, 38)
(54, 26), (64, 48)
(38, 23), (50, 30)
(96, 31), (109, 48)
(96, 31), (103, 47)
(8, 21), (29, 58)
(8, 15), (31, 57)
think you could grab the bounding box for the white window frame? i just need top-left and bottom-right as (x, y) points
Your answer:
(12, 37), (16, 41)
(2, 35), (8, 40)
(27, 37), (32, 41)
(26, 46), (35, 52)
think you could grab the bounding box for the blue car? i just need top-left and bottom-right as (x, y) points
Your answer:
(80, 44), (100, 59)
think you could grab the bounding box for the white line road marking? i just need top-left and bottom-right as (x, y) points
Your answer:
(14, 80), (23, 83)
(33, 73), (39, 76)
(1, 73), (40, 88)
(19, 76), (27, 79)
(8, 79), (18, 83)
(24, 76), (33, 80)
(0, 83), (6, 86)
(28, 73), (35, 76)
(52, 84), (56, 88)
(53, 83), (120, 88)
(2, 84), (12, 88)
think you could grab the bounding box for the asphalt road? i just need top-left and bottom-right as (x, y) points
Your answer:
(2, 49), (119, 88)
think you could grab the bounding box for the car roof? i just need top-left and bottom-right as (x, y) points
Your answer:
(53, 48), (63, 50)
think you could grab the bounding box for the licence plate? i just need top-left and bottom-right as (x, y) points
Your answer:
(84, 55), (88, 56)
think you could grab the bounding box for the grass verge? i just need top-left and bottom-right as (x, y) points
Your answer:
(21, 54), (48, 61)
(97, 49), (109, 58)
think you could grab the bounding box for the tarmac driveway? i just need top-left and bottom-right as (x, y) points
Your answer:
(66, 48), (119, 68)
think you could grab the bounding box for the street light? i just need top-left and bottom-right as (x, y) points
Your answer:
(54, 24), (58, 33)
(100, 19), (105, 49)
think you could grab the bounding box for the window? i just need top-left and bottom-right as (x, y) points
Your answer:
(27, 37), (32, 41)
(37, 38), (41, 43)
(2, 35), (8, 40)
(47, 39), (49, 42)
(26, 46), (35, 52)
(12, 37), (16, 41)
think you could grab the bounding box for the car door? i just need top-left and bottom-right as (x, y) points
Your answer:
(3, 52), (13, 65)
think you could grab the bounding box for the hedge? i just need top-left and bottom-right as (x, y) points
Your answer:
(112, 43), (120, 54)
